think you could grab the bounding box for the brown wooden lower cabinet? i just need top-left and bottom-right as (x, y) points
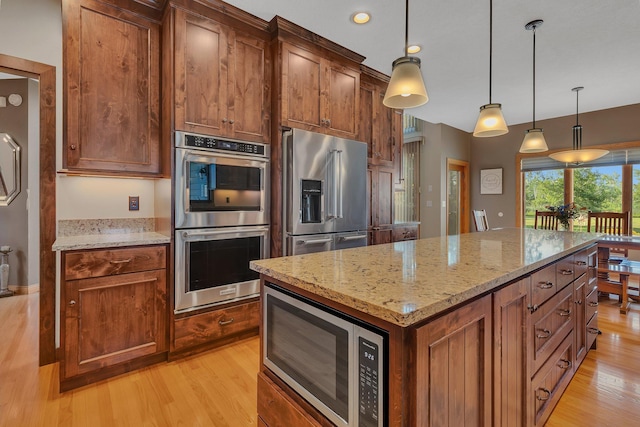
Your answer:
(60, 245), (168, 391)
(414, 295), (493, 426)
(172, 300), (259, 353)
(258, 244), (599, 427)
(392, 223), (419, 242)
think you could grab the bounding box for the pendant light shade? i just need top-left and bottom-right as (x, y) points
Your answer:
(519, 20), (548, 153)
(548, 87), (609, 164)
(521, 128), (548, 153)
(474, 104), (508, 137)
(473, 0), (508, 137)
(383, 0), (428, 109)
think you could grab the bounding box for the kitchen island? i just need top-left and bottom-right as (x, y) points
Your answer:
(251, 228), (600, 427)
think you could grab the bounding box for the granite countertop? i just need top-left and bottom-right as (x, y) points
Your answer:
(52, 218), (170, 251)
(251, 228), (599, 327)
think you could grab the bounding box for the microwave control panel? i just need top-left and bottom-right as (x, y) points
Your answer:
(358, 337), (381, 427)
(184, 134), (265, 156)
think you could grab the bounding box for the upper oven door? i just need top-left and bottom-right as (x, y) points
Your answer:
(175, 147), (270, 229)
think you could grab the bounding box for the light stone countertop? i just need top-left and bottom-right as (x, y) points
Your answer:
(250, 228), (600, 327)
(52, 232), (170, 251)
(52, 218), (170, 251)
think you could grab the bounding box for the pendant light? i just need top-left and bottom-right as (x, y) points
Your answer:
(473, 0), (508, 137)
(548, 87), (609, 164)
(383, 0), (428, 109)
(519, 20), (548, 153)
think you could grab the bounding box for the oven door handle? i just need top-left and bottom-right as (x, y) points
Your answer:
(181, 227), (268, 240)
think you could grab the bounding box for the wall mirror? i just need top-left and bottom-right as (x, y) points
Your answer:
(0, 133), (21, 206)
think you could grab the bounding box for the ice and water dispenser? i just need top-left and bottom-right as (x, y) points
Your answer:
(301, 179), (322, 223)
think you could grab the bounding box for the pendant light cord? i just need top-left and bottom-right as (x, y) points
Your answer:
(532, 24), (536, 128)
(404, 0), (409, 56)
(489, 0), (493, 103)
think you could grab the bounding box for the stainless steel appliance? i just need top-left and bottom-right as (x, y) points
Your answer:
(174, 131), (270, 313)
(283, 128), (368, 255)
(175, 131), (269, 229)
(263, 283), (386, 427)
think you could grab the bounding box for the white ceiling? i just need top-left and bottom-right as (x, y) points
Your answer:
(225, 0), (640, 132)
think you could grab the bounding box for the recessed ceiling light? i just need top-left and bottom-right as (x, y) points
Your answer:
(407, 45), (421, 54)
(352, 12), (371, 24)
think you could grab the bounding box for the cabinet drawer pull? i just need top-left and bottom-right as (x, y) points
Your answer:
(229, 120), (235, 124)
(575, 260), (587, 266)
(69, 300), (76, 306)
(222, 118), (228, 123)
(588, 327), (600, 335)
(537, 388), (551, 401)
(218, 318), (235, 326)
(588, 301), (599, 307)
(575, 299), (582, 305)
(558, 309), (571, 317)
(537, 281), (554, 289)
(560, 269), (573, 275)
(110, 258), (132, 264)
(558, 359), (572, 370)
(536, 329), (552, 339)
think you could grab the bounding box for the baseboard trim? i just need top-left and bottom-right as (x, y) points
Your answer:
(8, 284), (39, 295)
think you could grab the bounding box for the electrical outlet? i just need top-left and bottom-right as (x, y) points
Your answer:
(129, 196), (139, 211)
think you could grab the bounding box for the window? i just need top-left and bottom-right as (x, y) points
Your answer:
(394, 140), (420, 223)
(520, 145), (640, 234)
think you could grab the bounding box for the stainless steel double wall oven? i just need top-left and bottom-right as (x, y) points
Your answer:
(174, 131), (270, 313)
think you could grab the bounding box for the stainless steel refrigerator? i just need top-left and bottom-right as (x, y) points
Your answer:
(283, 128), (368, 256)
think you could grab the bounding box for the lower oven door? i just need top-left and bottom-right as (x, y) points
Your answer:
(175, 225), (269, 313)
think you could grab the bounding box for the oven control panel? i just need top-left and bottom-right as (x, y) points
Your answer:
(183, 133), (265, 156)
(358, 337), (381, 427)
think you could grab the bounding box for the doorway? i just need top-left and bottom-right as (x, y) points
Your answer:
(0, 54), (56, 365)
(446, 159), (469, 235)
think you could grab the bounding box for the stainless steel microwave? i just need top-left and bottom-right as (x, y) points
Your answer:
(263, 284), (386, 427)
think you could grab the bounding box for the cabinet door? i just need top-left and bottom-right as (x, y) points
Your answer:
(323, 61), (359, 139)
(493, 279), (530, 427)
(228, 31), (270, 143)
(368, 166), (394, 246)
(281, 43), (323, 131)
(64, 269), (166, 377)
(415, 295), (492, 427)
(359, 81), (375, 158)
(573, 275), (587, 365)
(64, 0), (160, 175)
(375, 89), (396, 168)
(174, 9), (229, 136)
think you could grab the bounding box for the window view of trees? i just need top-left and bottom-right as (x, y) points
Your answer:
(524, 166), (624, 231)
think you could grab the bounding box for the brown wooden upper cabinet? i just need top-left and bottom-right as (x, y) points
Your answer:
(173, 8), (271, 143)
(280, 43), (360, 140)
(63, 0), (161, 176)
(359, 70), (402, 173)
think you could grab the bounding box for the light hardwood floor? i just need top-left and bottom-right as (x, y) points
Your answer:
(1, 293), (638, 426)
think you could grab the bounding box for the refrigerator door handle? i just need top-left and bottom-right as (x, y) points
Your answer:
(336, 150), (343, 219)
(327, 149), (340, 219)
(297, 237), (333, 245)
(339, 235), (367, 242)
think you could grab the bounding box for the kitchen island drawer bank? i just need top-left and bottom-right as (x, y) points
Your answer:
(250, 228), (600, 427)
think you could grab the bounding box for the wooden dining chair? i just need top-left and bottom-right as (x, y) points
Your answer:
(472, 209), (489, 232)
(534, 210), (559, 230)
(588, 211), (630, 259)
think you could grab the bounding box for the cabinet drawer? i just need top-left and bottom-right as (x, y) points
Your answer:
(556, 255), (576, 290)
(531, 333), (574, 426)
(586, 311), (599, 352)
(573, 248), (589, 279)
(392, 224), (419, 242)
(174, 301), (259, 350)
(258, 373), (323, 427)
(530, 264), (557, 308)
(531, 284), (574, 374)
(586, 287), (599, 323)
(65, 245), (167, 280)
